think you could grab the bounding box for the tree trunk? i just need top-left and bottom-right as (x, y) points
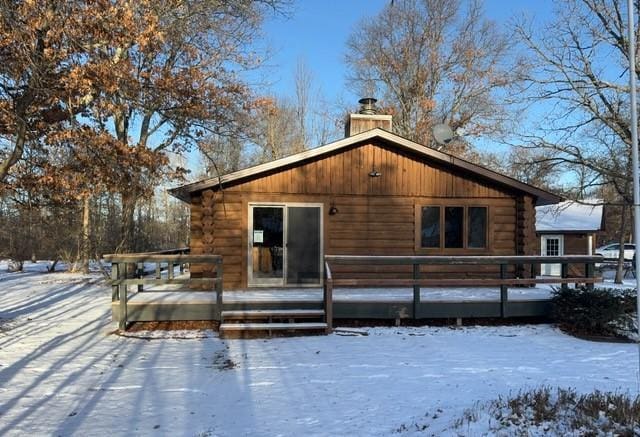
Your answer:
(615, 205), (628, 284)
(0, 119), (26, 184)
(81, 194), (91, 274)
(106, 193), (119, 250)
(27, 189), (36, 263)
(119, 191), (137, 253)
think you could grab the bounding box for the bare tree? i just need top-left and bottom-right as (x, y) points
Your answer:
(466, 146), (562, 191)
(294, 59), (312, 149)
(310, 91), (341, 146)
(198, 57), (343, 177)
(199, 135), (245, 177)
(513, 0), (636, 282)
(248, 96), (304, 163)
(345, 0), (516, 154)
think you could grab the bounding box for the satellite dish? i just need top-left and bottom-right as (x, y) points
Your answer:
(432, 123), (454, 145)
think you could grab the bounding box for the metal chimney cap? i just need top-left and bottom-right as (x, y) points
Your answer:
(358, 97), (377, 115)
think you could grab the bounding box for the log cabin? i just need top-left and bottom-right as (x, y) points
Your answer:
(169, 101), (562, 289)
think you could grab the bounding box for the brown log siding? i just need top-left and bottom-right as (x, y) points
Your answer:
(189, 141), (537, 289)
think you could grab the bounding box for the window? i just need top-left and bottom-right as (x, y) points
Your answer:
(421, 206), (440, 248)
(418, 205), (487, 250)
(545, 238), (560, 256)
(468, 207), (487, 248)
(445, 207), (463, 248)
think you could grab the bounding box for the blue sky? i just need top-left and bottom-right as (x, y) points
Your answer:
(259, 0), (555, 103)
(186, 0), (560, 177)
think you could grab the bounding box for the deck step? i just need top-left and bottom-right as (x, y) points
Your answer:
(221, 309), (324, 319)
(219, 322), (328, 331)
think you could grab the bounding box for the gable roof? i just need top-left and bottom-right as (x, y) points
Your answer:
(536, 200), (604, 232)
(169, 128), (562, 205)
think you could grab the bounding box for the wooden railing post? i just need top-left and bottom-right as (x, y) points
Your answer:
(119, 283), (128, 331)
(137, 262), (143, 292)
(324, 261), (333, 333)
(413, 263), (420, 319)
(561, 263), (569, 291)
(323, 270), (327, 324)
(500, 263), (508, 318)
(530, 263), (536, 281)
(586, 262), (595, 290)
(215, 258), (223, 321)
(111, 262), (119, 302)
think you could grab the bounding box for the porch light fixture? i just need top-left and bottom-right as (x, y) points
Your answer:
(329, 205), (338, 215)
(368, 169), (381, 177)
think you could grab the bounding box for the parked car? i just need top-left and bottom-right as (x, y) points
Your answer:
(595, 243), (635, 261)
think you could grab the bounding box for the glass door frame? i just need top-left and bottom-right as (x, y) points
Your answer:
(247, 202), (324, 287)
(248, 204), (285, 287)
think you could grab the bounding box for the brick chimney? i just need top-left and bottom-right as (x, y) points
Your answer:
(345, 98), (393, 137)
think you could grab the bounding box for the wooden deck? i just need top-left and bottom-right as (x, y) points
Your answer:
(104, 252), (603, 333)
(111, 286), (556, 323)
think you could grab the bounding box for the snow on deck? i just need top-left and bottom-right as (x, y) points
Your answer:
(0, 267), (638, 436)
(126, 285), (555, 305)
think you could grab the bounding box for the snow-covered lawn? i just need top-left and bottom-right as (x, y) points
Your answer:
(1, 264), (639, 436)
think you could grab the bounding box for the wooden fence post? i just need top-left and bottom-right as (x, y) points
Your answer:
(413, 263), (420, 319)
(500, 263), (508, 318)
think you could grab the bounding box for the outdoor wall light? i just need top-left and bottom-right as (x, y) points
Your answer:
(329, 205), (339, 215)
(368, 169), (382, 177)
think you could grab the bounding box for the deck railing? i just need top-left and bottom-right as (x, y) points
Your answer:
(323, 255), (603, 329)
(103, 251), (223, 330)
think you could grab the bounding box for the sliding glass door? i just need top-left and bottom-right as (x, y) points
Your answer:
(249, 204), (322, 287)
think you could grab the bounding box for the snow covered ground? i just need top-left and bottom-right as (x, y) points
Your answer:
(600, 267), (638, 289)
(1, 264), (639, 436)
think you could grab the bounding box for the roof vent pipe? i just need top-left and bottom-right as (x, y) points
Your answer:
(358, 97), (377, 115)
